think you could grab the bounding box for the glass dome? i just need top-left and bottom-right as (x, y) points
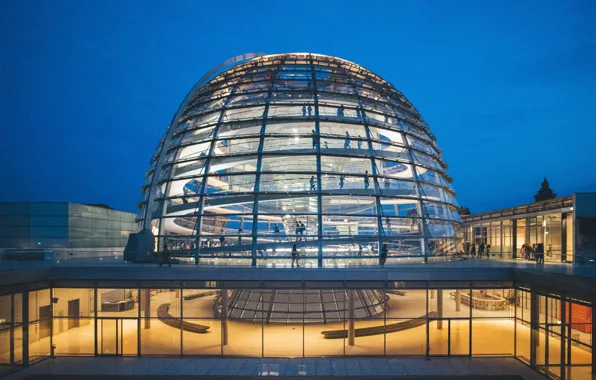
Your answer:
(139, 53), (461, 266)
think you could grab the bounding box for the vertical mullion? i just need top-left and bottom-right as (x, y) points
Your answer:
(261, 282), (265, 358)
(468, 284), (472, 357)
(530, 291), (538, 368)
(448, 319), (451, 356)
(94, 287), (98, 356)
(250, 60), (278, 266)
(49, 287), (53, 358)
(384, 281), (387, 356)
(144, 123), (174, 231)
(591, 299), (596, 379)
(10, 293), (14, 364)
(512, 219), (517, 259)
(22, 291), (29, 366)
(400, 124), (432, 263)
(343, 64), (384, 262)
(118, 319), (121, 355)
(425, 284), (429, 356)
(545, 296), (549, 370)
(499, 220), (503, 258)
(137, 285), (141, 357)
(180, 282), (183, 356)
(514, 287), (517, 358)
(302, 283), (305, 358)
(310, 56), (323, 268)
(560, 299), (566, 380)
(193, 85), (239, 264)
(364, 121), (385, 260)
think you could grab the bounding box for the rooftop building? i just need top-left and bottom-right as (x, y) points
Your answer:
(135, 53), (461, 267)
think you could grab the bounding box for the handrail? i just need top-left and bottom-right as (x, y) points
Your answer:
(462, 196), (573, 223)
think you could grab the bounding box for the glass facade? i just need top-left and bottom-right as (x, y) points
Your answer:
(462, 197), (574, 263)
(139, 53), (461, 266)
(0, 281), (592, 379)
(0, 202), (137, 250)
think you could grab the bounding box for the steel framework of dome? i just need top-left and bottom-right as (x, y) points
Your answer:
(139, 53), (461, 266)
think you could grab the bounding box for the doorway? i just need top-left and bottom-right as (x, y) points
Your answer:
(68, 299), (80, 329)
(428, 319), (470, 356)
(97, 318), (137, 356)
(39, 305), (51, 339)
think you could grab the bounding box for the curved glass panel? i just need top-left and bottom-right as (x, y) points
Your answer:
(141, 53), (461, 265)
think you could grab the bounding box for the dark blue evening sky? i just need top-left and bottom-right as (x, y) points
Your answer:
(1, 0), (595, 213)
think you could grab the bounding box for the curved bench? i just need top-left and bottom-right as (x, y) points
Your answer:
(321, 311), (437, 339)
(157, 303), (210, 334)
(183, 290), (218, 301)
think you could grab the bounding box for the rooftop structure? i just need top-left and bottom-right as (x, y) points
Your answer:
(138, 53), (461, 266)
(461, 193), (596, 265)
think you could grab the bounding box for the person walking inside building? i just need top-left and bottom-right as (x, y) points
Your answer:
(344, 131), (351, 149)
(486, 243), (491, 258)
(358, 243), (363, 256)
(307, 105), (313, 116)
(478, 242), (485, 258)
(470, 243), (476, 258)
(523, 243), (531, 261)
(273, 223), (280, 242)
(295, 221), (301, 241)
(379, 243), (388, 267)
(302, 105), (307, 116)
(291, 243), (299, 268)
(237, 227), (243, 245)
(384, 177), (391, 189)
(339, 174), (345, 190)
(357, 135), (363, 150)
(158, 244), (171, 268)
(536, 243), (545, 264)
(219, 230), (225, 247)
(356, 109), (361, 119)
(300, 221), (306, 240)
(310, 176), (316, 191)
(364, 171), (370, 189)
(385, 217), (391, 235)
(324, 141), (329, 149)
(337, 105), (345, 117)
(311, 129), (318, 150)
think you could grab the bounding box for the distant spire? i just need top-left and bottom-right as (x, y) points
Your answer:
(534, 177), (556, 202)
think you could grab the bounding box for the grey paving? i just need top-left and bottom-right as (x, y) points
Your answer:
(5, 357), (547, 379)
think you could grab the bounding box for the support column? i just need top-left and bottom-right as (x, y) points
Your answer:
(561, 213), (568, 263)
(530, 291), (539, 368)
(525, 217), (531, 246)
(9, 294), (14, 364)
(221, 289), (229, 346)
(588, 299), (596, 380)
(512, 219), (518, 259)
(22, 291), (29, 367)
(455, 289), (461, 312)
(348, 290), (355, 346)
(437, 289), (443, 330)
(430, 289), (435, 299)
(143, 289), (151, 329)
(560, 299), (566, 380)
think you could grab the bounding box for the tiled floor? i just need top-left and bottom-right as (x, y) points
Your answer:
(6, 357), (547, 379)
